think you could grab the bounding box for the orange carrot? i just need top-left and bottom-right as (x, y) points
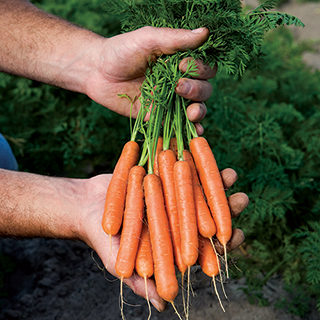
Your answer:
(144, 174), (179, 302)
(115, 165), (146, 279)
(173, 159), (198, 319)
(158, 149), (187, 276)
(183, 150), (216, 239)
(135, 223), (154, 279)
(198, 236), (220, 278)
(190, 137), (232, 277)
(136, 223), (154, 320)
(102, 141), (140, 236)
(153, 137), (163, 176)
(173, 160), (198, 267)
(198, 235), (225, 311)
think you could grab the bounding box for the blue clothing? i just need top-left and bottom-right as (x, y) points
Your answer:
(0, 133), (18, 171)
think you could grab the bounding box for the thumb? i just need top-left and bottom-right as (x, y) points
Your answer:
(137, 26), (210, 57)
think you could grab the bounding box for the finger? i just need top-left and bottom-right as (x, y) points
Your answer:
(179, 58), (218, 80)
(194, 122), (204, 136)
(175, 78), (212, 101)
(144, 26), (210, 57)
(228, 192), (250, 218)
(186, 102), (207, 122)
(123, 273), (167, 312)
(220, 168), (238, 189)
(214, 228), (245, 255)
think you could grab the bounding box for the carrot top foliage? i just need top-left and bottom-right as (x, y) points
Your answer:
(104, 0), (304, 75)
(102, 0), (304, 173)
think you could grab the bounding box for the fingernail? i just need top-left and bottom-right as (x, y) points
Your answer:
(176, 80), (191, 95)
(150, 299), (163, 312)
(180, 61), (188, 73)
(191, 27), (206, 34)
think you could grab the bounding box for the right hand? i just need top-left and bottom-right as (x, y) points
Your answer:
(84, 26), (217, 135)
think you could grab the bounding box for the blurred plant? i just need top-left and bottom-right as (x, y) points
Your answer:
(204, 26), (320, 314)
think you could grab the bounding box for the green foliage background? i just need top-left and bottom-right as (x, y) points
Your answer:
(0, 0), (320, 316)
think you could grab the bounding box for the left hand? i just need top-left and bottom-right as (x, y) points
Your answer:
(78, 168), (248, 312)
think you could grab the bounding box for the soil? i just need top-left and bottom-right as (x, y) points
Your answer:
(1, 1), (320, 320)
(0, 238), (319, 320)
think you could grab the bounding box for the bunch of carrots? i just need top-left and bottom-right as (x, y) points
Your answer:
(98, 1), (305, 318)
(101, 57), (233, 319)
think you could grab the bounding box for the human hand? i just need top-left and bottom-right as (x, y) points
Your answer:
(85, 26), (217, 135)
(78, 168), (248, 312)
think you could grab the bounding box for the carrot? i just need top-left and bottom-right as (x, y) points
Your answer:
(143, 173), (179, 303)
(173, 160), (198, 267)
(115, 165), (146, 279)
(135, 223), (154, 279)
(136, 223), (154, 320)
(198, 236), (220, 279)
(102, 141), (140, 236)
(190, 137), (232, 277)
(173, 159), (198, 319)
(113, 164), (145, 320)
(183, 150), (216, 239)
(153, 136), (163, 176)
(198, 235), (225, 312)
(158, 149), (187, 276)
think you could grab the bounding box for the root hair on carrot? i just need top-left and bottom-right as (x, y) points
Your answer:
(102, 268), (117, 282)
(210, 238), (228, 300)
(224, 245), (229, 279)
(144, 276), (152, 320)
(119, 277), (126, 320)
(212, 276), (225, 312)
(180, 272), (186, 317)
(185, 266), (195, 320)
(171, 301), (183, 320)
(90, 250), (117, 283)
(90, 250), (104, 271)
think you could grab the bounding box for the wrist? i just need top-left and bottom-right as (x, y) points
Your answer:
(49, 31), (106, 95)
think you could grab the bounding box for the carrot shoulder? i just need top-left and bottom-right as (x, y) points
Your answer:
(144, 174), (179, 303)
(102, 141), (140, 236)
(115, 165), (146, 279)
(189, 137), (232, 247)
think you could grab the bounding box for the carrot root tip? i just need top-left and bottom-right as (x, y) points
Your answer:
(224, 244), (229, 279)
(213, 276), (225, 312)
(144, 277), (152, 320)
(171, 301), (183, 320)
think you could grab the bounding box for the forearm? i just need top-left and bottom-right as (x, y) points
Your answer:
(0, 0), (103, 93)
(0, 169), (84, 239)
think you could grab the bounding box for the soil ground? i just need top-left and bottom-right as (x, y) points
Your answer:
(0, 238), (319, 320)
(1, 1), (320, 319)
